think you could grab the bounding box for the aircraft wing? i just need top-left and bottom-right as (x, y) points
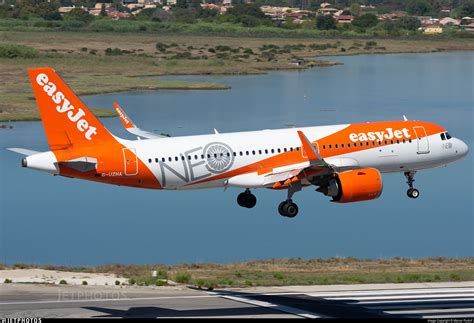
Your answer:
(228, 131), (334, 189)
(113, 102), (169, 139)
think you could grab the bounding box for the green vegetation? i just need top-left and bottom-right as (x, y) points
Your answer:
(175, 272), (192, 284)
(59, 279), (67, 285)
(0, 29), (472, 122)
(10, 257), (472, 289)
(4, 278), (13, 283)
(0, 44), (38, 58)
(82, 280), (88, 285)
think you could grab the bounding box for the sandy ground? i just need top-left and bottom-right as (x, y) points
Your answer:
(0, 269), (128, 286)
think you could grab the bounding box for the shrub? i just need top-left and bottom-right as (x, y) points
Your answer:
(82, 280), (88, 285)
(59, 279), (67, 285)
(366, 40), (377, 47)
(175, 272), (191, 284)
(0, 44), (38, 58)
(4, 278), (12, 283)
(105, 48), (123, 56)
(115, 280), (120, 286)
(128, 278), (136, 285)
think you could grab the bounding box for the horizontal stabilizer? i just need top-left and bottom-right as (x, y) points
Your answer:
(58, 157), (97, 172)
(7, 148), (41, 156)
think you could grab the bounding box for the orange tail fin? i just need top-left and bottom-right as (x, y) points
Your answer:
(28, 68), (115, 150)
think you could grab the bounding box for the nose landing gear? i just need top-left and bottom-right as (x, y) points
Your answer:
(405, 171), (420, 199)
(237, 189), (257, 208)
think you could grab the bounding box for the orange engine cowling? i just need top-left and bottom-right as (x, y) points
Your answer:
(321, 168), (383, 203)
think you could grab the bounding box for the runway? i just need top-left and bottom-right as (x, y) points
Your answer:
(1, 282), (473, 318)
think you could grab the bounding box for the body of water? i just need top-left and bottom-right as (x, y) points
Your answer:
(0, 52), (472, 265)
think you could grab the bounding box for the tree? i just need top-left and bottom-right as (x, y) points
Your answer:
(226, 3), (266, 19)
(406, 0), (432, 15)
(397, 15), (421, 30)
(100, 3), (107, 17)
(460, 0), (474, 17)
(352, 13), (378, 28)
(65, 8), (94, 23)
(175, 0), (188, 9)
(316, 14), (336, 30)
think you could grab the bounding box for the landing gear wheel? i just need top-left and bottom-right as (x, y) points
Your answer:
(237, 191), (257, 208)
(278, 200), (299, 218)
(407, 188), (420, 199)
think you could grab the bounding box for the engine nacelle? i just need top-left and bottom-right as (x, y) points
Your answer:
(319, 168), (383, 203)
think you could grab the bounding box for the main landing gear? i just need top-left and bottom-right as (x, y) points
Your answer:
(278, 181), (302, 218)
(237, 189), (257, 208)
(405, 171), (420, 199)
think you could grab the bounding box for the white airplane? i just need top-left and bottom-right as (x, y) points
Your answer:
(8, 68), (469, 218)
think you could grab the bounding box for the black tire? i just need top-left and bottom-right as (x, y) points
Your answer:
(237, 192), (247, 207)
(411, 188), (420, 199)
(246, 193), (257, 208)
(285, 202), (299, 218)
(407, 188), (413, 198)
(237, 192), (257, 208)
(278, 201), (287, 217)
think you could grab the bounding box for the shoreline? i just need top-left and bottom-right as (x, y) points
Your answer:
(1, 257), (473, 288)
(1, 31), (473, 122)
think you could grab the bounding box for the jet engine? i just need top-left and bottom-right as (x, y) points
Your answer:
(317, 168), (383, 203)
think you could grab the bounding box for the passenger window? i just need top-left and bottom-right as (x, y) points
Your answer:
(239, 152), (243, 156)
(195, 155), (198, 160)
(347, 143), (351, 148)
(403, 139), (406, 143)
(385, 140), (388, 145)
(214, 154), (218, 158)
(290, 147), (293, 152)
(265, 149), (268, 154)
(409, 139), (412, 143)
(396, 140), (400, 144)
(168, 157), (172, 162)
(360, 142), (363, 147)
(335, 144), (338, 148)
(148, 158), (152, 163)
(175, 157), (178, 161)
(162, 158), (165, 162)
(271, 149), (275, 153)
(258, 150), (262, 155)
(284, 148), (287, 152)
(277, 148), (281, 153)
(329, 144), (332, 149)
(246, 151), (249, 156)
(341, 144), (344, 148)
(188, 155), (191, 160)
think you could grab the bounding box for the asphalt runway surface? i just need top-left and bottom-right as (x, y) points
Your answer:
(1, 282), (473, 318)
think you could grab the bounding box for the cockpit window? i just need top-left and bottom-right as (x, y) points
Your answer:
(445, 132), (452, 140)
(440, 133), (446, 141)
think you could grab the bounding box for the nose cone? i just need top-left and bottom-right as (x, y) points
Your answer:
(455, 138), (469, 158)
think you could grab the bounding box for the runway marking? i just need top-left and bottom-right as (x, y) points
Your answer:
(385, 307), (474, 315)
(211, 293), (325, 319)
(307, 288), (474, 298)
(365, 302), (474, 310)
(354, 297), (474, 305)
(323, 293), (474, 301)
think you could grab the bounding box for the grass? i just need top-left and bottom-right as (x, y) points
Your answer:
(5, 257), (473, 289)
(0, 30), (472, 122)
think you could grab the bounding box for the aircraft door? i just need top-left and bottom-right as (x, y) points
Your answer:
(413, 126), (430, 154)
(123, 148), (138, 176)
